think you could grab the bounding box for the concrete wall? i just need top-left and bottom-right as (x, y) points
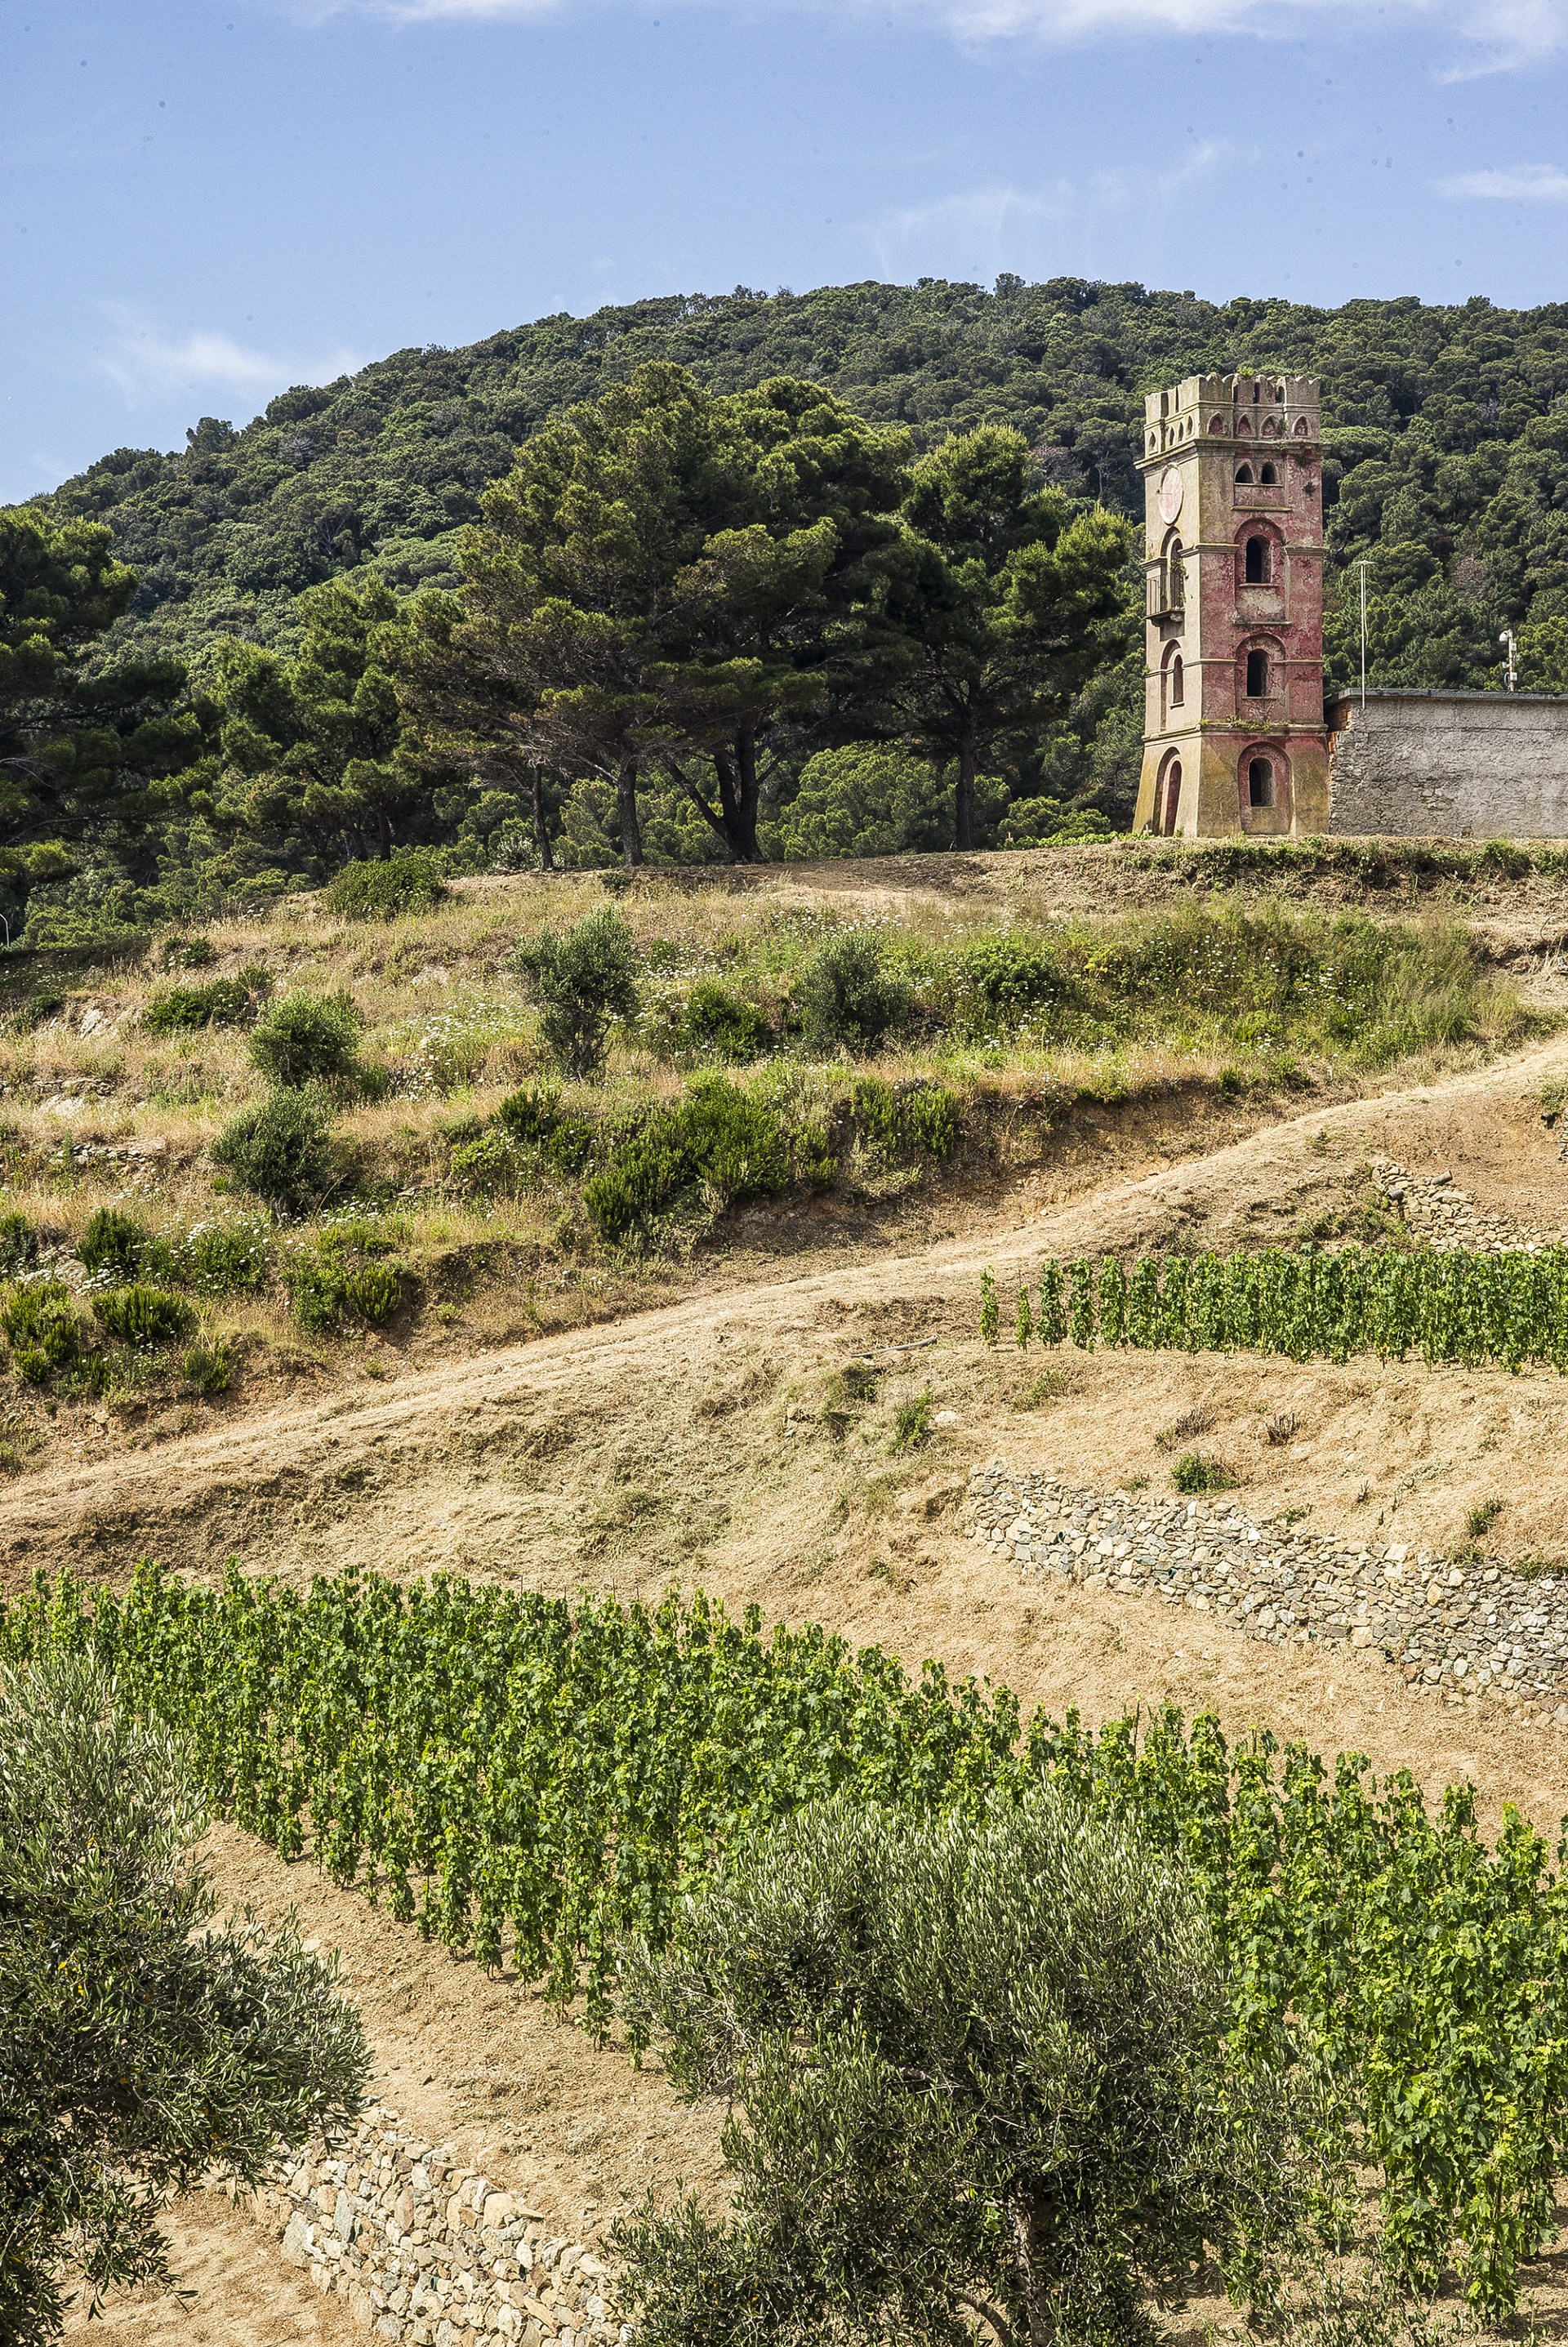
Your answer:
(1329, 690), (1568, 837)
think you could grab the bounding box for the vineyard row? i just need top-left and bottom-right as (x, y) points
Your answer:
(981, 1242), (1568, 1370)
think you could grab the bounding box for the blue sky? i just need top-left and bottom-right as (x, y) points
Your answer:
(3, 0), (1567, 504)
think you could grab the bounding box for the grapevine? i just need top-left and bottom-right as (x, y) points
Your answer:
(9, 1568), (1568, 2312)
(991, 1243), (1568, 1375)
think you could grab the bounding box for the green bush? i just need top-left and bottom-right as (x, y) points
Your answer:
(78, 1207), (149, 1280)
(0, 1213), (38, 1275)
(494, 1084), (596, 1174)
(285, 1225), (408, 1332)
(210, 1093), (337, 1212)
(323, 850), (447, 920)
(93, 1286), (196, 1347)
(2, 1281), (79, 1379)
(1170, 1452), (1235, 1494)
(247, 991), (363, 1089)
(176, 1218), (272, 1294)
(851, 1076), (959, 1162)
(181, 1341), (232, 1396)
(672, 979), (774, 1064)
(143, 971), (270, 1034)
(158, 933), (218, 969)
(512, 908), (639, 1079)
(795, 931), (911, 1056)
(583, 1076), (793, 1245)
(890, 1388), (936, 1450)
(954, 933), (1063, 1031)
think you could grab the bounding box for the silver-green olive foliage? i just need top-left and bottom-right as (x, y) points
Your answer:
(617, 1786), (1300, 2347)
(0, 1656), (368, 2344)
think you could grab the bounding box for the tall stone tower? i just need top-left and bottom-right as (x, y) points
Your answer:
(1133, 372), (1329, 837)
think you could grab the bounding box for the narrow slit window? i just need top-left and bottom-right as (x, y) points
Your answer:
(1248, 756), (1274, 808)
(1244, 536), (1268, 584)
(1245, 648), (1268, 697)
(1169, 653), (1184, 706)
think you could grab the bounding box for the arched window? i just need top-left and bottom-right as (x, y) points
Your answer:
(1245, 648), (1268, 697)
(1294, 416), (1310, 436)
(1167, 537), (1185, 609)
(1274, 382), (1285, 403)
(1170, 653), (1184, 706)
(1260, 416), (1278, 439)
(1162, 644), (1184, 719)
(1244, 536), (1269, 584)
(1258, 461), (1277, 485)
(1236, 415), (1253, 438)
(1248, 756), (1274, 808)
(1235, 463), (1254, 484)
(1209, 415), (1227, 434)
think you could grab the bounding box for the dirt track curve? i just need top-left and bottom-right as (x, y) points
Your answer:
(10, 1031), (1568, 1588)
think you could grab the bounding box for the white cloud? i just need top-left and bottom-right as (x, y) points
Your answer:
(1437, 161), (1568, 196)
(868, 144), (1230, 277)
(93, 303), (361, 407)
(327, 0), (1568, 63)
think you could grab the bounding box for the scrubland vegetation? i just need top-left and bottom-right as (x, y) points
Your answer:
(0, 871), (1532, 1450)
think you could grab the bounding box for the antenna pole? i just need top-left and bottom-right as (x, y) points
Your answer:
(1499, 629), (1517, 692)
(1359, 561), (1369, 713)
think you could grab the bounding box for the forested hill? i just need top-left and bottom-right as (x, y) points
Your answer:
(42, 275), (1568, 692)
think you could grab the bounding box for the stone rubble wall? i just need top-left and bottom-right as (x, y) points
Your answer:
(965, 1464), (1568, 1726)
(1373, 1156), (1561, 1254)
(254, 2106), (622, 2347)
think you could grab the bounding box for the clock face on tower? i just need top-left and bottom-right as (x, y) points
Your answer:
(1157, 467), (1183, 525)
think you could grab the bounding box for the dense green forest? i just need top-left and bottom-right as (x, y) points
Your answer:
(8, 275), (1568, 929)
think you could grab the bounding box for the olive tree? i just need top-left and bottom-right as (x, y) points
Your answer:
(0, 1654), (368, 2343)
(617, 1786), (1303, 2347)
(511, 906), (640, 1078)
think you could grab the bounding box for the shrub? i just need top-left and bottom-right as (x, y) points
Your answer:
(323, 849), (447, 920)
(617, 1788), (1297, 2347)
(493, 1084), (596, 1174)
(795, 930), (911, 1056)
(511, 908), (639, 1079)
(181, 1341), (232, 1396)
(210, 1093), (337, 1211)
(285, 1226), (408, 1332)
(0, 1653), (367, 2341)
(247, 991), (363, 1089)
(78, 1206), (149, 1280)
(0, 1212), (38, 1275)
(954, 932), (1063, 1031)
(2, 1281), (78, 1378)
(158, 935), (218, 969)
(851, 1076), (959, 1162)
(890, 1388), (935, 1450)
(673, 979), (773, 1064)
(1171, 1451), (1235, 1494)
(583, 1077), (791, 1245)
(93, 1286), (196, 1347)
(143, 971), (270, 1034)
(176, 1218), (271, 1294)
